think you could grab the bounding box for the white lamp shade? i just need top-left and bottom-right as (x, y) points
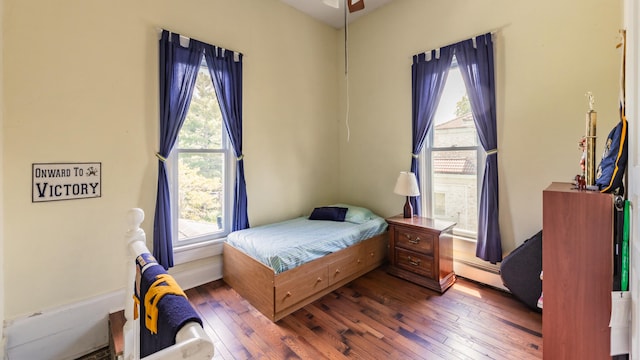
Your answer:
(394, 171), (420, 196)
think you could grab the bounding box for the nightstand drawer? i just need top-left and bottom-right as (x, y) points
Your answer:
(394, 247), (433, 278)
(394, 228), (434, 254)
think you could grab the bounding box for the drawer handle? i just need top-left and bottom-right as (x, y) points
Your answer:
(285, 291), (292, 297)
(408, 237), (421, 244)
(357, 259), (362, 264)
(335, 269), (341, 274)
(408, 256), (421, 266)
(316, 277), (322, 283)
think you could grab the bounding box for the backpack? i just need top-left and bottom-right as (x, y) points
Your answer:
(595, 114), (628, 194)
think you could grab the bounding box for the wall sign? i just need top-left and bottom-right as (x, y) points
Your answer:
(32, 162), (101, 202)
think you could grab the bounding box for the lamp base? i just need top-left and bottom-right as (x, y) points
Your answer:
(403, 196), (414, 218)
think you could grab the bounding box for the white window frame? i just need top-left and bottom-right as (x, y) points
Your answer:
(166, 58), (235, 264)
(420, 58), (485, 242)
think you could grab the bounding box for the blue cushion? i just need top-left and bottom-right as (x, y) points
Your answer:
(309, 206), (348, 222)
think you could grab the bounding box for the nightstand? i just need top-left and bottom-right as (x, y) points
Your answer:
(386, 215), (456, 293)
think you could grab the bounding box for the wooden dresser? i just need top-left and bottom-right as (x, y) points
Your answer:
(542, 182), (613, 359)
(386, 215), (456, 293)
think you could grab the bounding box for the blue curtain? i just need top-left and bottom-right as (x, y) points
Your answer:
(154, 31), (204, 269)
(203, 46), (249, 231)
(410, 47), (454, 215)
(455, 34), (502, 263)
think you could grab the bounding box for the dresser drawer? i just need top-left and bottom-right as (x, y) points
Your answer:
(394, 228), (434, 254)
(394, 247), (434, 277)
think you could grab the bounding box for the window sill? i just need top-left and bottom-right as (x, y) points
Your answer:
(173, 238), (225, 265)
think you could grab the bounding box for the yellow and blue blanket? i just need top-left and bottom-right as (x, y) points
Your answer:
(134, 253), (202, 357)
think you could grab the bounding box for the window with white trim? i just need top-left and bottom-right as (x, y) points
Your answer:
(421, 56), (484, 240)
(168, 57), (234, 249)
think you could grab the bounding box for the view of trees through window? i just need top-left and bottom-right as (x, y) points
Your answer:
(428, 59), (480, 237)
(174, 60), (227, 242)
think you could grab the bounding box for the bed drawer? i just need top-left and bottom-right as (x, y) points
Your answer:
(275, 267), (328, 312)
(394, 227), (434, 254)
(364, 234), (388, 267)
(328, 246), (366, 285)
(394, 247), (434, 278)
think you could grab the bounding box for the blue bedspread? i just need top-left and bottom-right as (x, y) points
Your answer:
(226, 212), (388, 274)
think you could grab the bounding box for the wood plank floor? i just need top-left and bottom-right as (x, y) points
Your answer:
(185, 267), (542, 360)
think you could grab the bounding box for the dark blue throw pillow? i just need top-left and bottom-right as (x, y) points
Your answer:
(309, 206), (348, 222)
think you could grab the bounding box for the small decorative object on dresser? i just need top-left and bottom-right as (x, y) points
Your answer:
(386, 215), (456, 293)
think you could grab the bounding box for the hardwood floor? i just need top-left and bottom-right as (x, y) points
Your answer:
(185, 267), (542, 360)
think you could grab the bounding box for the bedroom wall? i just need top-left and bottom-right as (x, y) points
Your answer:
(2, 0), (338, 322)
(337, 0), (623, 255)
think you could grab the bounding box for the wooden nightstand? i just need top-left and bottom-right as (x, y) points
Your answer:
(386, 215), (456, 293)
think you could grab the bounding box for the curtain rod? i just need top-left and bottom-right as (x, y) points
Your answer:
(412, 24), (509, 58)
(156, 27), (244, 57)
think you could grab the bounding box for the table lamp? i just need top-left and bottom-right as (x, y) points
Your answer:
(394, 171), (420, 218)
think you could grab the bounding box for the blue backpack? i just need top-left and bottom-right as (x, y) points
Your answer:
(595, 114), (628, 194)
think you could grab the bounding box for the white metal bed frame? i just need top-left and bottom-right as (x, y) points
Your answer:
(123, 208), (214, 360)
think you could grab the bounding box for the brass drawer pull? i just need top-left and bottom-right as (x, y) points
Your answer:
(404, 233), (420, 244)
(408, 256), (421, 266)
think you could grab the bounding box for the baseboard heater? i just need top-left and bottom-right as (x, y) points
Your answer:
(454, 257), (501, 274)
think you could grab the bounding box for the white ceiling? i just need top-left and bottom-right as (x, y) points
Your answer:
(279, 0), (396, 29)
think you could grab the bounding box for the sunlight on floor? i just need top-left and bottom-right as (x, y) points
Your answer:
(455, 283), (482, 298)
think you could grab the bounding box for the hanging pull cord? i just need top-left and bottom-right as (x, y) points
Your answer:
(344, 0), (351, 142)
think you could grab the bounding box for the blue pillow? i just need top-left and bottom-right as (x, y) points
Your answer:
(309, 206), (348, 221)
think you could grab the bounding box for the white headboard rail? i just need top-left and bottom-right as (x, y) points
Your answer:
(123, 208), (214, 360)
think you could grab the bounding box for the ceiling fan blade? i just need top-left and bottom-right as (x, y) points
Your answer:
(348, 0), (365, 13)
(322, 0), (340, 9)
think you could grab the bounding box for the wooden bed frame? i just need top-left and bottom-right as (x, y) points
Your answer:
(223, 232), (388, 322)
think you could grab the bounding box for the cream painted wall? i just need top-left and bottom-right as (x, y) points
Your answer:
(337, 0), (623, 254)
(3, 0), (339, 319)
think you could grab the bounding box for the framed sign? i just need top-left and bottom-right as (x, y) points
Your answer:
(32, 162), (102, 202)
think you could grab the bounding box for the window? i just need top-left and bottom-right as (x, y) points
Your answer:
(168, 57), (233, 249)
(421, 56), (484, 240)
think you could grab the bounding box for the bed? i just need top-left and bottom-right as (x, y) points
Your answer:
(122, 208), (214, 360)
(223, 204), (389, 322)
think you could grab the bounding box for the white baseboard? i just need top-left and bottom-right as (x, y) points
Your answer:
(5, 290), (124, 360)
(4, 255), (222, 360)
(170, 254), (223, 291)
